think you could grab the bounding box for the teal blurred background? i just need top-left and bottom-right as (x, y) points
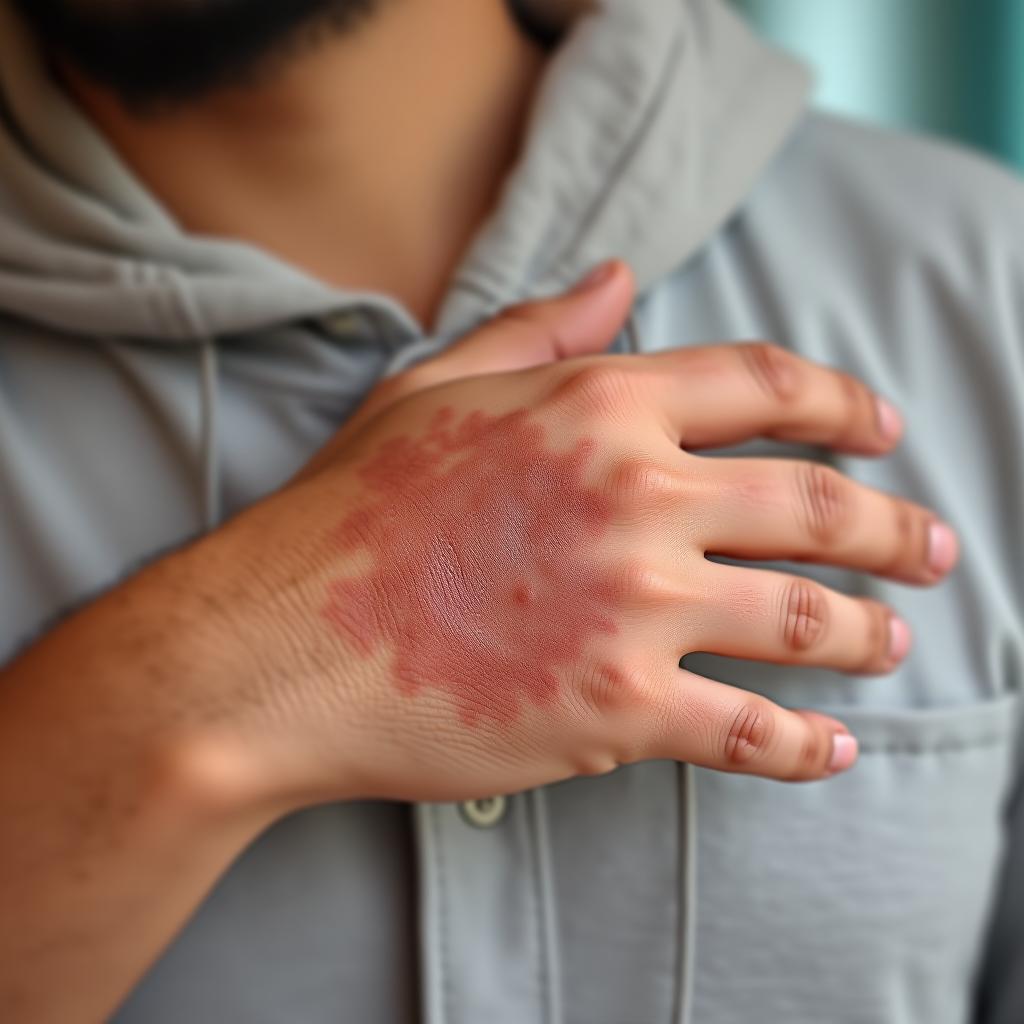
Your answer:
(733, 0), (1024, 172)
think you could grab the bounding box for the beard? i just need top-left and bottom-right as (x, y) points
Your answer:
(9, 0), (383, 109)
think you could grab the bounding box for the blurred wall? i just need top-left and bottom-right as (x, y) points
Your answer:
(733, 0), (1024, 172)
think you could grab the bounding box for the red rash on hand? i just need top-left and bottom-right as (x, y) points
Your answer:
(323, 406), (618, 725)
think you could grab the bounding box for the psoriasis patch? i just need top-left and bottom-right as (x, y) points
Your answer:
(323, 406), (617, 725)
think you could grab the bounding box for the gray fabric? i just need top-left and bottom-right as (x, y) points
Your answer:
(1, 0), (1023, 1022)
(637, 117), (1024, 1024)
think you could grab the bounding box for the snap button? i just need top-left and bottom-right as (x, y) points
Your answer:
(459, 795), (507, 828)
(318, 309), (365, 337)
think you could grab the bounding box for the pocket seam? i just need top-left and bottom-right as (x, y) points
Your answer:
(857, 734), (1008, 755)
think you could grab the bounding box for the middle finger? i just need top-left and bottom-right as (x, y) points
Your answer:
(692, 456), (957, 584)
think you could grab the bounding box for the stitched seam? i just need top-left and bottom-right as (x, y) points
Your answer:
(432, 807), (452, 1024)
(529, 791), (552, 1024)
(857, 735), (1009, 754)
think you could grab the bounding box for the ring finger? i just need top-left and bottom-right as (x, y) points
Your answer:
(689, 562), (910, 674)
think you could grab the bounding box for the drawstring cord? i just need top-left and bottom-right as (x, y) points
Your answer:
(197, 338), (221, 531)
(93, 330), (219, 532)
(172, 278), (222, 532)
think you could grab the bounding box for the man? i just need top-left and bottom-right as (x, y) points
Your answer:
(0, 0), (1021, 1021)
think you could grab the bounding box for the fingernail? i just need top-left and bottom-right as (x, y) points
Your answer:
(887, 614), (911, 662)
(927, 521), (958, 575)
(571, 259), (618, 294)
(828, 733), (859, 774)
(874, 396), (903, 441)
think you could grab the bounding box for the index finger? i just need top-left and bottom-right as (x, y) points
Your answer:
(646, 342), (903, 454)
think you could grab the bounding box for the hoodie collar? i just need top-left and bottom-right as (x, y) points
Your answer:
(436, 0), (811, 335)
(0, 0), (810, 342)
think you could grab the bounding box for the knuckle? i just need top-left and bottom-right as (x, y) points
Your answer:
(884, 498), (922, 574)
(548, 363), (634, 419)
(856, 599), (892, 672)
(864, 498), (929, 582)
(577, 661), (652, 717)
(797, 463), (852, 545)
(608, 558), (683, 609)
(739, 342), (802, 404)
(837, 371), (874, 441)
(723, 700), (777, 767)
(606, 456), (686, 511)
(780, 577), (829, 652)
(568, 748), (622, 778)
(894, 497), (916, 547)
(791, 723), (828, 779)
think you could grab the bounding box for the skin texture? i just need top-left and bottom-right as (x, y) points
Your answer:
(325, 406), (617, 724)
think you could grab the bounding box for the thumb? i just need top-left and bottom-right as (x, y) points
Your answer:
(427, 258), (635, 382)
(294, 261), (634, 479)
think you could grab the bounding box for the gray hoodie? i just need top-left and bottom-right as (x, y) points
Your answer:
(1, 0), (1023, 1022)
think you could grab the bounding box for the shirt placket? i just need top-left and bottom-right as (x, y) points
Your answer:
(415, 791), (561, 1024)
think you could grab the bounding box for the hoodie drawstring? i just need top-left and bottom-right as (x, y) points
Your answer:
(172, 276), (222, 532)
(197, 338), (221, 531)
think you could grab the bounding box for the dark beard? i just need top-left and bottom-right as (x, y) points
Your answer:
(9, 0), (382, 110)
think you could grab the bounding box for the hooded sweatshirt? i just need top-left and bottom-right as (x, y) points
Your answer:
(1, 1), (1024, 1022)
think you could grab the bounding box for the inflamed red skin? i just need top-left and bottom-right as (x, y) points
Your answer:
(323, 405), (619, 725)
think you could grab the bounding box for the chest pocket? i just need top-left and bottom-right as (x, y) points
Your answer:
(690, 694), (1021, 1024)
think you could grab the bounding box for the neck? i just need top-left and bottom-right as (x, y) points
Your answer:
(67, 0), (546, 330)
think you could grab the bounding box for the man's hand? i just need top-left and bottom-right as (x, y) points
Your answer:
(206, 260), (955, 810)
(0, 261), (956, 1023)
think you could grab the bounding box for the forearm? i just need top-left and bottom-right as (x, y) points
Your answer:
(0, 546), (281, 1023)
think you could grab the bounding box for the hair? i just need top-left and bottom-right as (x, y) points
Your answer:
(10, 0), (381, 110)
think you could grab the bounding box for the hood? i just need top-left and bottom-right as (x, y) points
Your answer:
(0, 0), (810, 343)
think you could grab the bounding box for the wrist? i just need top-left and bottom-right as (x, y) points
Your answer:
(136, 529), (307, 819)
(162, 501), (372, 811)
(1, 557), (287, 850)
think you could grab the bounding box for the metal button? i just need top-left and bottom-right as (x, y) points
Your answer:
(318, 309), (366, 337)
(459, 795), (508, 828)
